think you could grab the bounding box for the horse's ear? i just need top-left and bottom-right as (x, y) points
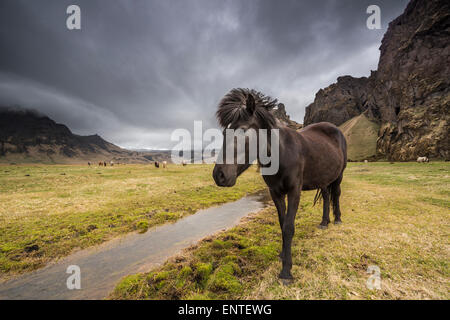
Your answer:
(246, 94), (255, 115)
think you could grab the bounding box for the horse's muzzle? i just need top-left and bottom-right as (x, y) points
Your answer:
(213, 166), (236, 187)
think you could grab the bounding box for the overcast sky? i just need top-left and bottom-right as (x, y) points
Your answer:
(0, 0), (408, 149)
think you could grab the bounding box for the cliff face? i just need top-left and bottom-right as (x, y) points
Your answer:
(304, 76), (373, 127)
(304, 0), (449, 160)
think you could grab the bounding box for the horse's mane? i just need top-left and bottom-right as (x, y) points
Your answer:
(216, 88), (279, 129)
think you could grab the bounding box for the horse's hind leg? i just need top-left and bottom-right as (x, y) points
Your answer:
(318, 187), (330, 229)
(331, 174), (343, 224)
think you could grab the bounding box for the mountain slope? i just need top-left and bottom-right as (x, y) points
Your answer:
(339, 114), (380, 161)
(0, 108), (150, 164)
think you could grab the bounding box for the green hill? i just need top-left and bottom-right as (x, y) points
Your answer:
(339, 114), (380, 161)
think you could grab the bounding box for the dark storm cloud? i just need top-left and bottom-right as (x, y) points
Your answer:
(0, 0), (409, 148)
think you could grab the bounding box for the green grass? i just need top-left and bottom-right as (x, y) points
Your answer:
(0, 164), (265, 280)
(110, 162), (449, 300)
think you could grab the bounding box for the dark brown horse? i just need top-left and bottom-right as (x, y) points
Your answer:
(213, 88), (347, 280)
(154, 161), (160, 168)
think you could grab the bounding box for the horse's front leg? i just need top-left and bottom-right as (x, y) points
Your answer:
(279, 186), (300, 280)
(269, 189), (286, 259)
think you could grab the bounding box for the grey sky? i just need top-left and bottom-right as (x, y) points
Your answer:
(0, 0), (409, 149)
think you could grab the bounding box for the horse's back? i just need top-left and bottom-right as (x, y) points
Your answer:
(301, 122), (342, 138)
(298, 122), (347, 185)
(301, 122), (346, 151)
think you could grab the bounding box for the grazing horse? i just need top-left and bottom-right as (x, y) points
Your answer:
(98, 162), (103, 166)
(212, 88), (347, 280)
(417, 156), (429, 163)
(155, 161), (160, 168)
(182, 160), (187, 166)
(162, 161), (167, 168)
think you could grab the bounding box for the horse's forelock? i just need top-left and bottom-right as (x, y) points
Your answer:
(216, 88), (278, 129)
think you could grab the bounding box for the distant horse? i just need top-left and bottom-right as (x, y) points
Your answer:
(212, 88), (347, 281)
(103, 161), (107, 167)
(162, 161), (167, 168)
(417, 156), (429, 163)
(155, 161), (160, 168)
(182, 160), (187, 166)
(110, 160), (114, 166)
(98, 162), (103, 166)
(88, 162), (91, 166)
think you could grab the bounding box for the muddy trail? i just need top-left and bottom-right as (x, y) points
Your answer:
(0, 193), (268, 300)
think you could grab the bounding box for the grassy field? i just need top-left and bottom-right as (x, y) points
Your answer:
(110, 162), (449, 300)
(0, 164), (265, 280)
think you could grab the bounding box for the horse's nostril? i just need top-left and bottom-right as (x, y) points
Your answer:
(214, 167), (228, 186)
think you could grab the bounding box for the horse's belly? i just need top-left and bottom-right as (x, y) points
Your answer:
(301, 184), (317, 191)
(302, 174), (337, 189)
(302, 157), (343, 188)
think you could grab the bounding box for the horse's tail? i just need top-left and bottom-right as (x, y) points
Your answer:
(313, 189), (322, 206)
(313, 185), (334, 207)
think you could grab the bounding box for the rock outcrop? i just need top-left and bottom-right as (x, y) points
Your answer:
(304, 0), (449, 161)
(273, 103), (303, 130)
(304, 76), (373, 127)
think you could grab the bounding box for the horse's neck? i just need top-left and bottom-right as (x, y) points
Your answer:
(256, 125), (286, 166)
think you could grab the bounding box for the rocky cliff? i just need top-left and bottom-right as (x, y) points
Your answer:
(304, 75), (373, 127)
(304, 0), (449, 161)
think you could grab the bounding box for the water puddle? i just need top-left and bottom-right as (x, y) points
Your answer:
(0, 193), (266, 300)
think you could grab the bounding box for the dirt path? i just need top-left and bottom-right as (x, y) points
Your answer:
(0, 194), (265, 300)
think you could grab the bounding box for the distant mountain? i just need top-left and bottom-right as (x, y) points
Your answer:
(0, 107), (151, 164)
(304, 0), (449, 161)
(0, 105), (301, 164)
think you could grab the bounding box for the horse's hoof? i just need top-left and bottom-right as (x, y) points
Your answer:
(279, 278), (293, 286)
(334, 220), (342, 225)
(318, 224), (328, 229)
(278, 272), (293, 285)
